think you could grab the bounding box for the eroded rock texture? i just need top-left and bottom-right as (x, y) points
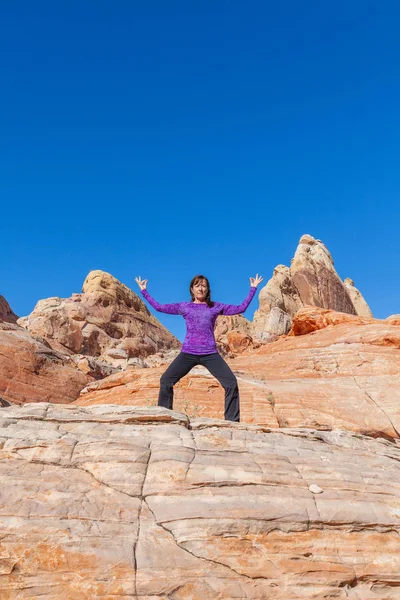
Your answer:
(0, 403), (399, 599)
(253, 234), (372, 341)
(290, 234), (356, 314)
(0, 322), (89, 405)
(17, 270), (181, 368)
(290, 305), (382, 336)
(214, 313), (259, 356)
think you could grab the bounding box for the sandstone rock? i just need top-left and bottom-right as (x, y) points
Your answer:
(251, 263), (301, 341)
(253, 234), (373, 342)
(291, 234), (356, 313)
(18, 270), (181, 367)
(74, 308), (400, 441)
(214, 313), (258, 355)
(135, 348), (180, 368)
(69, 354), (118, 379)
(255, 264), (302, 318)
(0, 295), (18, 324)
(253, 305), (292, 342)
(289, 305), (378, 336)
(0, 322), (90, 405)
(344, 277), (373, 318)
(0, 402), (399, 598)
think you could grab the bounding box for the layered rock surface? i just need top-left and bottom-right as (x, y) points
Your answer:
(289, 305), (387, 336)
(0, 403), (399, 599)
(252, 234), (372, 341)
(18, 270), (181, 368)
(0, 322), (90, 405)
(75, 307), (400, 442)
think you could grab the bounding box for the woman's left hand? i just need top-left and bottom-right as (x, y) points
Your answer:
(250, 273), (263, 287)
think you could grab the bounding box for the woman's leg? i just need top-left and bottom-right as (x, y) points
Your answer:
(200, 353), (240, 422)
(158, 352), (198, 410)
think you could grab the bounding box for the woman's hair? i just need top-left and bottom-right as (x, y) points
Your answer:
(189, 274), (214, 307)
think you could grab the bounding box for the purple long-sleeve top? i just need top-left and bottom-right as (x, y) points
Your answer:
(140, 286), (257, 355)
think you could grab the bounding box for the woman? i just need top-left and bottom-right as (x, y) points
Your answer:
(135, 273), (263, 422)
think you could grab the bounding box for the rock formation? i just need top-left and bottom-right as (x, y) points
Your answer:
(0, 321), (90, 405)
(18, 270), (181, 368)
(214, 313), (258, 355)
(289, 305), (379, 336)
(0, 295), (18, 324)
(290, 234), (356, 313)
(0, 402), (399, 598)
(253, 234), (372, 341)
(251, 264), (300, 342)
(1, 252), (399, 598)
(344, 277), (373, 318)
(74, 307), (400, 441)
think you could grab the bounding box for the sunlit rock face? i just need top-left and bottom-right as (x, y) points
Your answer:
(344, 277), (373, 318)
(253, 234), (372, 341)
(73, 307), (400, 442)
(0, 403), (399, 599)
(288, 304), (390, 336)
(214, 312), (259, 355)
(17, 270), (181, 368)
(290, 234), (356, 314)
(0, 322), (90, 405)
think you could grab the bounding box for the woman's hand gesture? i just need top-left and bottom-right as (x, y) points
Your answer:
(250, 273), (263, 288)
(135, 276), (148, 291)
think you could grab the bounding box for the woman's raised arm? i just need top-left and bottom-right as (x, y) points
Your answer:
(135, 276), (184, 315)
(220, 274), (263, 316)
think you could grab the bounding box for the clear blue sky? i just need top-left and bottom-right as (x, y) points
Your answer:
(1, 1), (399, 342)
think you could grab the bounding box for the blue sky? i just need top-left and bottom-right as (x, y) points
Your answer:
(1, 1), (399, 342)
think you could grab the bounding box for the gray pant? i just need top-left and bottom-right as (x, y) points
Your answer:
(158, 351), (240, 421)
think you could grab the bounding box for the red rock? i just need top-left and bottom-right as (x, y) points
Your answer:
(0, 322), (90, 405)
(0, 296), (18, 324)
(289, 305), (377, 336)
(253, 234), (372, 341)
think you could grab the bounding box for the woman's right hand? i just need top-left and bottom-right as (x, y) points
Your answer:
(135, 276), (148, 290)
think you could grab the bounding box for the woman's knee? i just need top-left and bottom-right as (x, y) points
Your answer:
(160, 373), (173, 387)
(223, 375), (238, 389)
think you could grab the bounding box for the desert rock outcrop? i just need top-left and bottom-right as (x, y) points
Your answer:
(0, 322), (90, 405)
(290, 234), (356, 313)
(214, 313), (258, 355)
(253, 234), (372, 341)
(0, 402), (399, 598)
(18, 270), (181, 368)
(289, 305), (380, 336)
(251, 264), (300, 342)
(74, 307), (400, 441)
(344, 277), (373, 318)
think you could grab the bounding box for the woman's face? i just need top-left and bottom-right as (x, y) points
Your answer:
(191, 279), (208, 302)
